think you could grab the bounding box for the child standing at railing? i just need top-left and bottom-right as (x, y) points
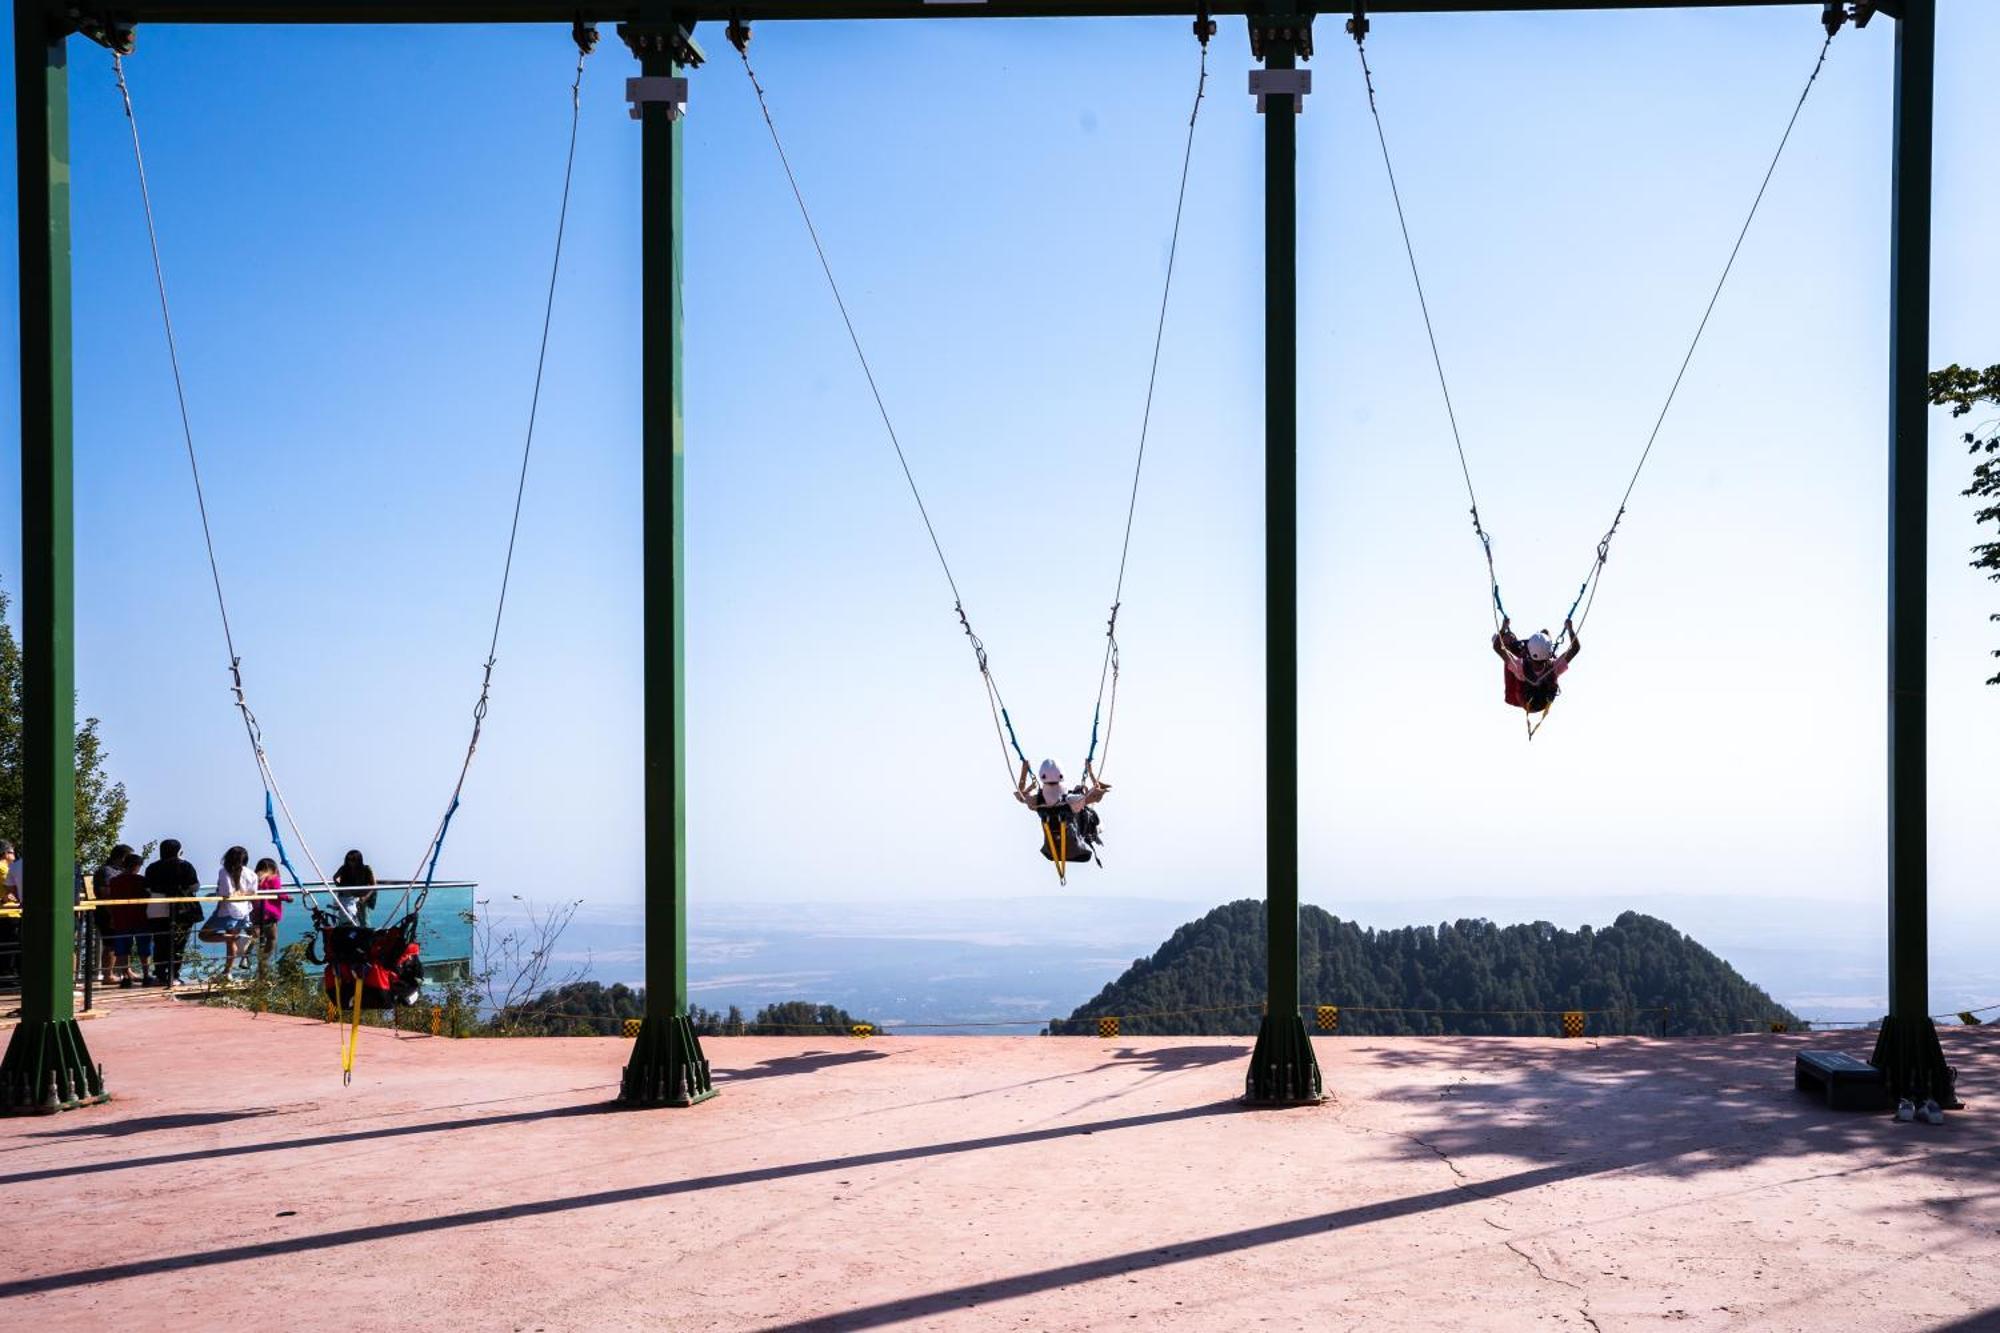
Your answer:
(92, 843), (134, 985)
(101, 851), (152, 987)
(250, 857), (292, 980)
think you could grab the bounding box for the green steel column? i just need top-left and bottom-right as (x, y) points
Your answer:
(0, 10), (104, 1115)
(1244, 12), (1322, 1105)
(1870, 0), (1951, 1108)
(619, 13), (714, 1108)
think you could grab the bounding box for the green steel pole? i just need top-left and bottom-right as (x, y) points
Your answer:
(0, 11), (105, 1115)
(1869, 0), (1950, 1108)
(620, 13), (714, 1108)
(1244, 12), (1321, 1105)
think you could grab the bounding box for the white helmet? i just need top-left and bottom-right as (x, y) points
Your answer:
(1525, 632), (1554, 661)
(1038, 759), (1065, 786)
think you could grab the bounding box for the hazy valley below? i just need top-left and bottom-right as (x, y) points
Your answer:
(515, 893), (2000, 1034)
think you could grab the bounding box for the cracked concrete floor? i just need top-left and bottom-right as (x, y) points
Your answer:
(4, 1002), (1999, 1331)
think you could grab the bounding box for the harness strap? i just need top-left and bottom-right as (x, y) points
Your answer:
(335, 975), (364, 1086)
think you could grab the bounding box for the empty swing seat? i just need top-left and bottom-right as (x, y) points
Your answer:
(1795, 1049), (1889, 1111)
(315, 915), (426, 1009)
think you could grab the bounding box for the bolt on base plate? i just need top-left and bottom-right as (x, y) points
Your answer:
(0, 1018), (110, 1116)
(620, 1013), (717, 1108)
(1244, 1011), (1325, 1106)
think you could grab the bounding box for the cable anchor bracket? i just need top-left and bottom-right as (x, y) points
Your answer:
(1249, 66), (1312, 115)
(1193, 3), (1216, 47)
(626, 74), (689, 120)
(1246, 10), (1314, 63)
(1346, 1), (1368, 46)
(618, 20), (705, 68)
(69, 8), (134, 53)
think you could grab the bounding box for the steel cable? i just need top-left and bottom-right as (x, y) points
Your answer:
(1354, 28), (1840, 643)
(739, 36), (1209, 784)
(1563, 29), (1839, 638)
(115, 43), (591, 924)
(391, 44), (593, 921)
(113, 53), (350, 921)
(734, 40), (1041, 786)
(1353, 35), (1503, 629)
(1088, 41), (1210, 781)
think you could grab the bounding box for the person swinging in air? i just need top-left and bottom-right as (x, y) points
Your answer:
(1492, 618), (1580, 716)
(1016, 759), (1108, 885)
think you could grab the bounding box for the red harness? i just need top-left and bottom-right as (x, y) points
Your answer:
(319, 918), (424, 1009)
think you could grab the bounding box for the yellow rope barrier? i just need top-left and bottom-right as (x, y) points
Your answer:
(215, 988), (2000, 1043)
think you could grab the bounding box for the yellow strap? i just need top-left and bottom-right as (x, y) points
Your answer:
(340, 976), (364, 1085)
(1041, 815), (1066, 886)
(333, 977), (347, 1065)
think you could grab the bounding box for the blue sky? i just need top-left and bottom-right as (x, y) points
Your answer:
(1, 6), (1995, 998)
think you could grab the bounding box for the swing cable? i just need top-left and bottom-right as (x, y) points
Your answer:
(113, 30), (596, 925)
(1085, 29), (1211, 785)
(389, 26), (599, 924)
(734, 24), (1208, 789)
(731, 27), (1030, 789)
(1560, 26), (1839, 641)
(112, 47), (351, 924)
(1352, 20), (1840, 644)
(1350, 21), (1503, 633)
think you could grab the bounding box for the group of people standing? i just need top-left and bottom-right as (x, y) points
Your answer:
(0, 837), (378, 989)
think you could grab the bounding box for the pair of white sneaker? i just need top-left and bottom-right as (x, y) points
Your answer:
(1895, 1097), (1945, 1125)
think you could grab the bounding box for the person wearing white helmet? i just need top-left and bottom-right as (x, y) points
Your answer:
(1491, 616), (1580, 715)
(1014, 758), (1109, 884)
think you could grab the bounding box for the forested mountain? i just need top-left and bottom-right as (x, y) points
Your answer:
(1057, 902), (1797, 1037)
(492, 982), (869, 1037)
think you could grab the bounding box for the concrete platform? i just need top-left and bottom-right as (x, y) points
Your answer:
(4, 1001), (1998, 1331)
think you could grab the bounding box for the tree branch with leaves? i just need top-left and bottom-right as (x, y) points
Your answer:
(1931, 363), (2000, 684)
(0, 581), (132, 867)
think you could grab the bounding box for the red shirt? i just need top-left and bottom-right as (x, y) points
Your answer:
(104, 870), (151, 934)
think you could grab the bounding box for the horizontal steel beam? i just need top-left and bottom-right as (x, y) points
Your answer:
(44, 1), (1856, 31)
(687, 0), (1857, 17)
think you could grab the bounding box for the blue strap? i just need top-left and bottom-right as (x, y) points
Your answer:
(262, 790), (307, 891)
(999, 707), (1029, 770)
(421, 794), (462, 893)
(1084, 701), (1102, 769)
(1562, 577), (1591, 629)
(1477, 526), (1507, 624)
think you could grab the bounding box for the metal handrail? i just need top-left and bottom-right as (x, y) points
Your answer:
(0, 881), (479, 916)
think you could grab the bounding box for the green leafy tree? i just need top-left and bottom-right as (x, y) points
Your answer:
(0, 582), (131, 871)
(495, 983), (857, 1039)
(1931, 362), (2000, 684)
(750, 1000), (869, 1035)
